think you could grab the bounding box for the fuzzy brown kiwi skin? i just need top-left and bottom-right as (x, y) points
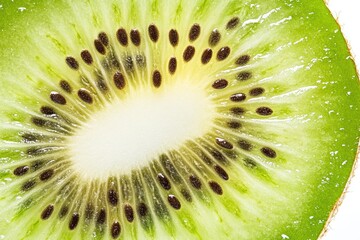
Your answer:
(319, 2), (360, 238)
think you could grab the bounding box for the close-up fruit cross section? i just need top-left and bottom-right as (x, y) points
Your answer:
(0, 0), (359, 239)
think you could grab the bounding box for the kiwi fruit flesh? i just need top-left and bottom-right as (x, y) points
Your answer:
(0, 0), (359, 239)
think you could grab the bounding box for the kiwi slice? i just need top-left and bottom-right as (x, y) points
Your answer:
(0, 0), (359, 239)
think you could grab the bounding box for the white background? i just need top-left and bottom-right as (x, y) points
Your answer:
(323, 1), (360, 240)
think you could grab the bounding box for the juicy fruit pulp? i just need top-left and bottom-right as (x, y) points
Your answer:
(0, 0), (360, 239)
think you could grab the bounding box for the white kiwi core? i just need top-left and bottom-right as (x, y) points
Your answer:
(69, 81), (215, 180)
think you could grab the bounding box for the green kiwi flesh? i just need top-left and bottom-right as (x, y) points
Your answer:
(0, 0), (359, 239)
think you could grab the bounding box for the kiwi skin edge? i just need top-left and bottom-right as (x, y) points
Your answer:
(319, 1), (360, 239)
(320, 147), (360, 239)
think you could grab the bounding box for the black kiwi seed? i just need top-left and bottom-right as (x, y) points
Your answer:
(168, 195), (181, 210)
(137, 203), (148, 217)
(40, 106), (56, 115)
(227, 121), (241, 129)
(108, 189), (119, 206)
(169, 29), (179, 47)
(212, 79), (228, 89)
(209, 181), (223, 195)
(214, 165), (229, 180)
(13, 166), (29, 176)
(98, 32), (109, 46)
(148, 24), (159, 42)
(113, 72), (126, 90)
(39, 169), (54, 181)
(230, 107), (245, 115)
(113, 71), (126, 90)
(168, 57), (177, 74)
(230, 93), (246, 102)
(80, 50), (93, 65)
(96, 209), (107, 225)
(189, 175), (202, 189)
(209, 29), (221, 47)
(189, 24), (201, 42)
(65, 57), (79, 70)
(69, 213), (80, 230)
(238, 140), (253, 151)
(94, 39), (106, 55)
(130, 29), (141, 46)
(217, 46), (231, 61)
(50, 92), (67, 105)
(31, 117), (46, 127)
(111, 221), (121, 239)
(152, 70), (162, 88)
(237, 71), (252, 81)
(59, 80), (72, 93)
(236, 55), (250, 66)
(31, 117), (47, 127)
(183, 45), (195, 62)
(261, 147), (277, 158)
(22, 180), (36, 191)
(77, 88), (93, 104)
(124, 204), (134, 222)
(157, 173), (171, 190)
(116, 28), (128, 46)
(59, 206), (69, 219)
(256, 107), (273, 116)
(216, 138), (233, 150)
(250, 87), (265, 96)
(41, 204), (54, 220)
(201, 48), (213, 64)
(226, 17), (240, 30)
